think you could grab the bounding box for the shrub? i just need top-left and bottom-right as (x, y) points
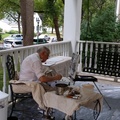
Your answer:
(0, 28), (3, 32)
(0, 34), (2, 40)
(6, 30), (19, 34)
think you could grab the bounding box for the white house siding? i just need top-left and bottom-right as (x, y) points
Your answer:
(0, 21), (11, 32)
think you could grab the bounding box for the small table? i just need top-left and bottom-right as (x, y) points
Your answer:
(44, 85), (103, 119)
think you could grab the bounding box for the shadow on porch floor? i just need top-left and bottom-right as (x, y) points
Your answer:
(7, 80), (120, 120)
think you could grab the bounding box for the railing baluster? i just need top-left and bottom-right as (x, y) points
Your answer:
(89, 42), (93, 68)
(85, 42), (88, 68)
(94, 43), (98, 69)
(2, 54), (7, 92)
(78, 42), (83, 73)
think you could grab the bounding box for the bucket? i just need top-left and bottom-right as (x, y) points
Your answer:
(56, 83), (68, 95)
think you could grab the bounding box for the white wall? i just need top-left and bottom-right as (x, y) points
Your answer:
(0, 21), (11, 32)
(63, 0), (82, 53)
(34, 13), (42, 33)
(116, 0), (120, 21)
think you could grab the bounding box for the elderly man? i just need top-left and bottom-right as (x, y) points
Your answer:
(19, 46), (62, 83)
(19, 46), (62, 119)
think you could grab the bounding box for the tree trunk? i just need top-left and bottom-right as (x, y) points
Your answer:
(18, 13), (21, 33)
(51, 27), (53, 34)
(53, 17), (61, 41)
(20, 0), (34, 46)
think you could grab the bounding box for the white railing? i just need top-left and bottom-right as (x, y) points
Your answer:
(0, 41), (72, 92)
(2, 40), (120, 93)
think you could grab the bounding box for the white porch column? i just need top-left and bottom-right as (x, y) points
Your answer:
(63, 0), (82, 53)
(116, 0), (120, 21)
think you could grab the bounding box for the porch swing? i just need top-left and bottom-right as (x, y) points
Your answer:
(82, 43), (120, 78)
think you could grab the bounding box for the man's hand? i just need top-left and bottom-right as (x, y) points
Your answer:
(40, 74), (62, 82)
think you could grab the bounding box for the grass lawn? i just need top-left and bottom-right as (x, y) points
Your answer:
(0, 56), (9, 91)
(0, 68), (9, 91)
(0, 33), (10, 90)
(2, 33), (10, 39)
(0, 70), (3, 90)
(0, 33), (10, 44)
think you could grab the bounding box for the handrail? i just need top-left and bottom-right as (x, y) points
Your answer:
(77, 40), (120, 45)
(1, 40), (120, 93)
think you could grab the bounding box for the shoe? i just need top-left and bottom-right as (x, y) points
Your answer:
(37, 107), (53, 116)
(65, 115), (73, 120)
(37, 107), (45, 114)
(46, 108), (54, 115)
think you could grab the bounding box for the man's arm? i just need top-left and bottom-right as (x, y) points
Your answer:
(39, 74), (62, 83)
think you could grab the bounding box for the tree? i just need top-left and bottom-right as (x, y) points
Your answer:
(44, 0), (64, 41)
(91, 4), (116, 42)
(0, 0), (64, 44)
(0, 0), (34, 45)
(20, 0), (34, 46)
(80, 0), (120, 42)
(0, 0), (22, 33)
(34, 0), (64, 41)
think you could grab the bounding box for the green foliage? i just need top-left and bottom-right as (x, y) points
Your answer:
(34, 0), (45, 13)
(114, 22), (120, 41)
(0, 0), (20, 12)
(0, 58), (3, 90)
(6, 30), (19, 34)
(2, 33), (10, 39)
(0, 0), (21, 32)
(0, 34), (1, 40)
(38, 0), (63, 28)
(91, 5), (116, 41)
(0, 28), (3, 32)
(81, 1), (120, 42)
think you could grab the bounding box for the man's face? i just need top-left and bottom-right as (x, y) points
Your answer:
(40, 50), (49, 62)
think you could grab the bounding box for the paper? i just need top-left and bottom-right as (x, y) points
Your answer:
(42, 61), (56, 66)
(42, 56), (64, 66)
(47, 56), (64, 62)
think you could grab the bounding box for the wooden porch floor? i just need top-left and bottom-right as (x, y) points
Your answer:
(7, 79), (120, 120)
